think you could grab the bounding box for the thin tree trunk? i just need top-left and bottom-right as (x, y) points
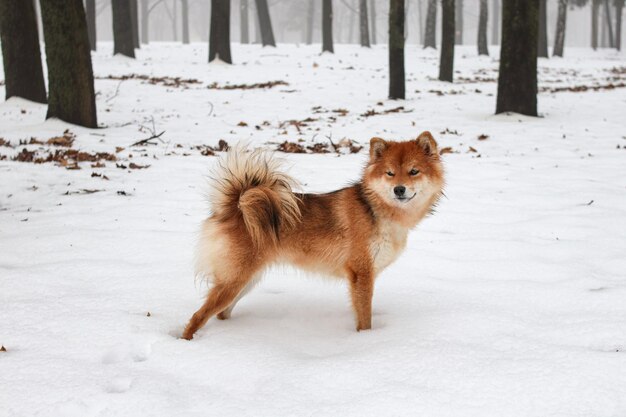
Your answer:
(112, 0), (135, 57)
(360, 0), (370, 46)
(424, 0), (437, 48)
(85, 0), (96, 50)
(496, 0), (538, 116)
(130, 0), (140, 48)
(40, 0), (97, 127)
(478, 0), (489, 55)
(604, 0), (614, 47)
(616, 0), (623, 51)
(348, 3), (355, 43)
(538, 0), (548, 57)
(553, 0), (567, 57)
(389, 0), (405, 99)
(418, 0), (424, 43)
(322, 0), (334, 52)
(439, 0), (455, 81)
(455, 0), (463, 44)
(306, 0), (315, 44)
(240, 0), (249, 43)
(0, 0), (47, 103)
(141, 0), (149, 44)
(209, 0), (231, 62)
(255, 0), (276, 46)
(592, 0), (599, 49)
(492, 0), (499, 44)
(172, 0), (178, 41)
(370, 0), (377, 44)
(182, 0), (190, 43)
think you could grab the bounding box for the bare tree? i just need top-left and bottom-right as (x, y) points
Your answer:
(322, 0), (333, 52)
(112, 0), (135, 57)
(40, 0), (97, 127)
(496, 0), (539, 116)
(360, 0), (371, 46)
(255, 0), (276, 46)
(130, 0), (140, 48)
(492, 0), (500, 44)
(424, 0), (437, 48)
(389, 0), (405, 99)
(209, 0), (232, 63)
(592, 0), (599, 49)
(603, 0), (615, 47)
(616, 0), (624, 51)
(182, 0), (190, 44)
(538, 0), (548, 57)
(306, 0), (315, 44)
(553, 0), (567, 56)
(455, 0), (463, 44)
(241, 0), (249, 43)
(370, 0), (377, 43)
(0, 0), (47, 103)
(439, 0), (455, 81)
(478, 0), (489, 55)
(85, 0), (96, 50)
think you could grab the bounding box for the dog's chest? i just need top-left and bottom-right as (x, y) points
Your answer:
(369, 223), (408, 274)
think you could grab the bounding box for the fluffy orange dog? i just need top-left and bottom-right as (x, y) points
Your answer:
(182, 132), (445, 340)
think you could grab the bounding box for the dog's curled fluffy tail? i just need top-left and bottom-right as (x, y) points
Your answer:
(208, 147), (301, 247)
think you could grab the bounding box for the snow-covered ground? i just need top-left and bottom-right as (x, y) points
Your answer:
(1, 43), (626, 417)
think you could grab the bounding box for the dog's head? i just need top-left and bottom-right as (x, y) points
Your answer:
(364, 132), (445, 208)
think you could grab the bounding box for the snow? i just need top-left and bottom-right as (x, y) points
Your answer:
(1, 42), (626, 417)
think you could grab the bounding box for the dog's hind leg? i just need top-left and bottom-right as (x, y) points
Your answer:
(216, 276), (260, 320)
(348, 266), (374, 331)
(182, 273), (256, 340)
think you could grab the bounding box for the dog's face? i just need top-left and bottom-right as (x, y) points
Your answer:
(365, 132), (444, 208)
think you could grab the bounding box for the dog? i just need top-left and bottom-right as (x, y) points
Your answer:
(182, 131), (445, 340)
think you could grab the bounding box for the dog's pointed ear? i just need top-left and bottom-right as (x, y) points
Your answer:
(415, 131), (438, 157)
(369, 137), (388, 160)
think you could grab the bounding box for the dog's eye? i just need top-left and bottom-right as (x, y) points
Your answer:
(409, 169), (420, 176)
(386, 171), (395, 177)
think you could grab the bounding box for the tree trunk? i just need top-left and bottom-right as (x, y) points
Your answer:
(172, 0), (178, 42)
(552, 0), (567, 57)
(389, 0), (405, 99)
(616, 0), (623, 51)
(360, 0), (370, 46)
(0, 0), (47, 103)
(209, 0), (231, 63)
(537, 0), (548, 57)
(592, 0), (599, 49)
(424, 0), (437, 48)
(439, 0), (455, 82)
(496, 0), (538, 116)
(112, 0), (135, 57)
(255, 0), (276, 46)
(141, 0), (149, 44)
(604, 0), (614, 47)
(240, 0), (249, 43)
(455, 0), (463, 44)
(130, 0), (140, 48)
(322, 0), (334, 52)
(182, 0), (190, 44)
(306, 0), (315, 44)
(418, 0), (424, 43)
(85, 0), (96, 51)
(478, 0), (489, 55)
(40, 0), (97, 127)
(370, 0), (377, 44)
(492, 0), (499, 44)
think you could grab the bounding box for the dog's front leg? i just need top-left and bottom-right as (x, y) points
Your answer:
(348, 268), (374, 331)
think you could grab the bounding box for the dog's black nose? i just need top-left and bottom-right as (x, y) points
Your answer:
(394, 185), (406, 197)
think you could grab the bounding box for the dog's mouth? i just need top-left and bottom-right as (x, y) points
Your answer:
(395, 193), (417, 203)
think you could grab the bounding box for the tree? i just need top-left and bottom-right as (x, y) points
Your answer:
(370, 0), (377, 43)
(40, 0), (97, 127)
(478, 0), (489, 55)
(492, 0), (500, 44)
(537, 0), (548, 57)
(360, 0), (371, 47)
(255, 0), (276, 46)
(241, 0), (250, 43)
(592, 0), (599, 49)
(616, 0), (624, 51)
(603, 0), (615, 47)
(112, 0), (135, 57)
(209, 0), (232, 63)
(322, 0), (333, 52)
(439, 0), (455, 82)
(455, 0), (463, 44)
(130, 0), (140, 48)
(496, 0), (538, 116)
(0, 0), (47, 103)
(182, 0), (190, 44)
(85, 0), (96, 51)
(424, 0), (437, 48)
(553, 0), (567, 57)
(389, 0), (405, 99)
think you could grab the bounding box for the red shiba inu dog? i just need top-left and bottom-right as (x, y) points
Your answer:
(182, 132), (445, 340)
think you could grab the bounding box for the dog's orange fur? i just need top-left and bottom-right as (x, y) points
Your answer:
(182, 132), (445, 340)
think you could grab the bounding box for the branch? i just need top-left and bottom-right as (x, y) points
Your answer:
(131, 131), (166, 147)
